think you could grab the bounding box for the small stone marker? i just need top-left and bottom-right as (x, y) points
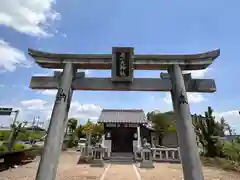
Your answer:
(90, 147), (104, 167)
(77, 146), (87, 164)
(140, 148), (154, 168)
(77, 146), (93, 164)
(0, 158), (4, 163)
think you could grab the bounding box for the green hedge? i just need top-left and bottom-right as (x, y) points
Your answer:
(0, 145), (8, 152)
(13, 144), (26, 151)
(0, 144), (27, 153)
(0, 130), (45, 141)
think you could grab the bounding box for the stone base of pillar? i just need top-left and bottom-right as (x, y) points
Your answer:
(77, 156), (93, 164)
(90, 159), (104, 167)
(139, 161), (154, 168)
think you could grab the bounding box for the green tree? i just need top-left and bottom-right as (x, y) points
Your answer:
(81, 120), (104, 145)
(147, 111), (176, 145)
(8, 121), (27, 151)
(67, 118), (78, 133)
(63, 118), (78, 148)
(92, 123), (104, 136)
(82, 119), (94, 134)
(193, 106), (227, 157)
(76, 125), (85, 139)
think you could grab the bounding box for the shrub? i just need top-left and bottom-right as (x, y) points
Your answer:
(13, 144), (26, 151)
(222, 141), (240, 162)
(201, 156), (240, 172)
(24, 147), (43, 158)
(0, 145), (8, 152)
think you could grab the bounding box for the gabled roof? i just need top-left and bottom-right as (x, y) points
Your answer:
(98, 109), (147, 124)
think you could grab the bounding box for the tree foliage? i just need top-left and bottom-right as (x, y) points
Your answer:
(82, 119), (94, 134)
(147, 111), (176, 144)
(193, 106), (230, 157)
(8, 121), (28, 151)
(65, 118), (104, 147)
(147, 106), (240, 160)
(67, 118), (78, 133)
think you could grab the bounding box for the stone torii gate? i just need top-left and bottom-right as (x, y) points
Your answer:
(28, 47), (220, 180)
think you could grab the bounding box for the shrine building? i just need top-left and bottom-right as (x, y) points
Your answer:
(98, 109), (178, 156)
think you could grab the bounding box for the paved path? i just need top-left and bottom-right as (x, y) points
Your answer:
(102, 164), (139, 180)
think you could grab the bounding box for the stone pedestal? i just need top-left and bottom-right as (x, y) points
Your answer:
(90, 147), (104, 167)
(140, 148), (154, 168)
(77, 146), (93, 164)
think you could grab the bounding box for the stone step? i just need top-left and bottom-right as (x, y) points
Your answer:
(110, 158), (134, 164)
(110, 153), (134, 164)
(111, 152), (133, 157)
(111, 157), (133, 161)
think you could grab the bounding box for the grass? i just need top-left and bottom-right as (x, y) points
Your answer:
(0, 129), (45, 141)
(201, 156), (240, 172)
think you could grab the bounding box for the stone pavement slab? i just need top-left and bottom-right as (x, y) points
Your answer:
(103, 164), (138, 180)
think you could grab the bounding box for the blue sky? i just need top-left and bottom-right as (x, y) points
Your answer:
(0, 0), (240, 132)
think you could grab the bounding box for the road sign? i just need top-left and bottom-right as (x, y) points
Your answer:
(0, 108), (13, 115)
(112, 47), (134, 82)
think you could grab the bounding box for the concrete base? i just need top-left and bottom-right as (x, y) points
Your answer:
(90, 159), (104, 167)
(139, 161), (155, 169)
(77, 156), (93, 164)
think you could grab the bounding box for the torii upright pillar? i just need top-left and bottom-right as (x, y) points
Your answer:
(35, 63), (76, 180)
(168, 64), (204, 180)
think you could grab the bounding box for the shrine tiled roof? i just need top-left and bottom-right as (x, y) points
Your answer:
(98, 109), (147, 124)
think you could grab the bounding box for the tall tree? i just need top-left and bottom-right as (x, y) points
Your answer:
(193, 106), (226, 157)
(64, 118), (78, 148)
(147, 111), (176, 145)
(92, 123), (104, 136)
(67, 118), (78, 133)
(76, 125), (84, 139)
(82, 119), (94, 134)
(8, 121), (27, 151)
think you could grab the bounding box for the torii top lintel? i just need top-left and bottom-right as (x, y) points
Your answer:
(28, 48), (220, 71)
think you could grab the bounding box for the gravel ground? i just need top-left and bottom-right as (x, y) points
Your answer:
(103, 164), (138, 180)
(137, 163), (240, 180)
(0, 152), (105, 180)
(1, 153), (240, 180)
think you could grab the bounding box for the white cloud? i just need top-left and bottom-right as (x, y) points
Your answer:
(38, 90), (57, 96)
(164, 92), (205, 104)
(69, 101), (102, 122)
(184, 68), (211, 78)
(0, 39), (30, 72)
(33, 69), (91, 77)
(213, 110), (240, 134)
(0, 0), (60, 37)
(162, 68), (210, 105)
(16, 98), (101, 125)
(61, 33), (67, 38)
(20, 99), (47, 110)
